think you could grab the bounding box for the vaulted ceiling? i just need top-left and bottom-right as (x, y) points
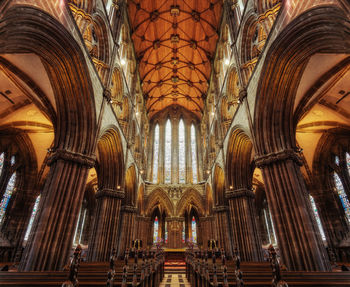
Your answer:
(128, 0), (222, 119)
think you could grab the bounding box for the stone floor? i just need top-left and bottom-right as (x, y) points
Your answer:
(159, 273), (191, 287)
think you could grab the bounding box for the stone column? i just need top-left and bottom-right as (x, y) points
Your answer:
(199, 216), (215, 249)
(213, 206), (231, 254)
(226, 189), (263, 261)
(87, 188), (124, 262)
(255, 150), (331, 271)
(118, 205), (137, 256)
(19, 149), (95, 271)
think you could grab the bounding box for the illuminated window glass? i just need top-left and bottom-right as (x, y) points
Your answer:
(0, 153), (4, 177)
(73, 207), (87, 245)
(309, 195), (326, 241)
(24, 195), (41, 241)
(335, 155), (340, 166)
(346, 153), (350, 174)
(152, 124), (159, 183)
(10, 155), (15, 166)
(0, 172), (16, 225)
(164, 119), (172, 183)
(153, 216), (159, 243)
(334, 172), (350, 223)
(182, 221), (185, 242)
(179, 119), (186, 183)
(165, 221), (168, 243)
(191, 216), (197, 243)
(191, 124), (198, 183)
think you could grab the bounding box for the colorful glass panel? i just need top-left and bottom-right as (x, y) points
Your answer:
(165, 221), (168, 243)
(0, 172), (16, 225)
(346, 153), (350, 175)
(24, 195), (41, 241)
(191, 216), (197, 243)
(191, 124), (198, 183)
(153, 216), (159, 243)
(334, 172), (350, 223)
(179, 119), (186, 183)
(0, 153), (4, 177)
(10, 155), (15, 166)
(164, 119), (172, 183)
(335, 155), (340, 166)
(309, 195), (326, 241)
(182, 221), (185, 242)
(152, 124), (159, 183)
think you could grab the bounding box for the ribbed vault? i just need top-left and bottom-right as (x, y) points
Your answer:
(128, 0), (222, 119)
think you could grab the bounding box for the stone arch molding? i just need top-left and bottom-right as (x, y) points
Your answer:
(145, 188), (175, 217)
(176, 188), (205, 217)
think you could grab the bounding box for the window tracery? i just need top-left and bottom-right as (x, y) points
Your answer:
(309, 195), (326, 241)
(0, 172), (16, 225)
(24, 195), (41, 241)
(153, 216), (159, 243)
(164, 119), (172, 183)
(179, 119), (186, 183)
(334, 172), (350, 223)
(152, 124), (159, 183)
(191, 124), (198, 183)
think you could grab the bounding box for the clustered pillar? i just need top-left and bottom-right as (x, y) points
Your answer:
(87, 188), (124, 262)
(255, 150), (331, 271)
(226, 189), (263, 261)
(213, 206), (231, 254)
(118, 205), (137, 256)
(19, 150), (95, 271)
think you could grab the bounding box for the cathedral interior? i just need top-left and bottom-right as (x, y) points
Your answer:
(0, 0), (350, 286)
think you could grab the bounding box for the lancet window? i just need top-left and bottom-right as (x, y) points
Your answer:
(152, 124), (159, 183)
(24, 195), (41, 241)
(179, 119), (186, 183)
(191, 124), (198, 183)
(153, 216), (159, 243)
(309, 195), (326, 241)
(164, 119), (172, 183)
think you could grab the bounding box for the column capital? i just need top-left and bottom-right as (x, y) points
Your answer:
(226, 188), (255, 199)
(213, 205), (228, 213)
(95, 188), (125, 199)
(121, 205), (138, 213)
(254, 149), (302, 168)
(47, 149), (96, 168)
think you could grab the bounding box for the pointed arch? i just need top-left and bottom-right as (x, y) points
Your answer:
(145, 188), (174, 217)
(97, 127), (124, 191)
(176, 188), (205, 217)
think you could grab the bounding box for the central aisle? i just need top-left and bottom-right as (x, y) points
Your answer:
(160, 273), (191, 287)
(160, 258), (190, 287)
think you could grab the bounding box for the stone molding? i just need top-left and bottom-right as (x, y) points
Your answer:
(213, 205), (228, 213)
(238, 88), (247, 101)
(254, 149), (302, 168)
(95, 188), (125, 199)
(166, 217), (185, 222)
(122, 205), (138, 213)
(225, 188), (255, 199)
(47, 149), (96, 167)
(199, 216), (214, 221)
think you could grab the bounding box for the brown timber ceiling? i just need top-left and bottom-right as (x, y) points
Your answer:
(128, 0), (222, 119)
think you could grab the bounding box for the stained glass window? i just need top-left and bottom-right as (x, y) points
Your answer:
(335, 155), (340, 166)
(191, 124), (198, 183)
(346, 153), (350, 174)
(24, 195), (41, 241)
(0, 153), (4, 177)
(334, 172), (350, 223)
(0, 172), (16, 225)
(263, 207), (277, 245)
(309, 195), (326, 241)
(152, 124), (159, 183)
(164, 119), (172, 183)
(179, 119), (186, 183)
(165, 221), (168, 243)
(182, 221), (185, 242)
(191, 216), (197, 243)
(153, 216), (159, 243)
(10, 155), (15, 166)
